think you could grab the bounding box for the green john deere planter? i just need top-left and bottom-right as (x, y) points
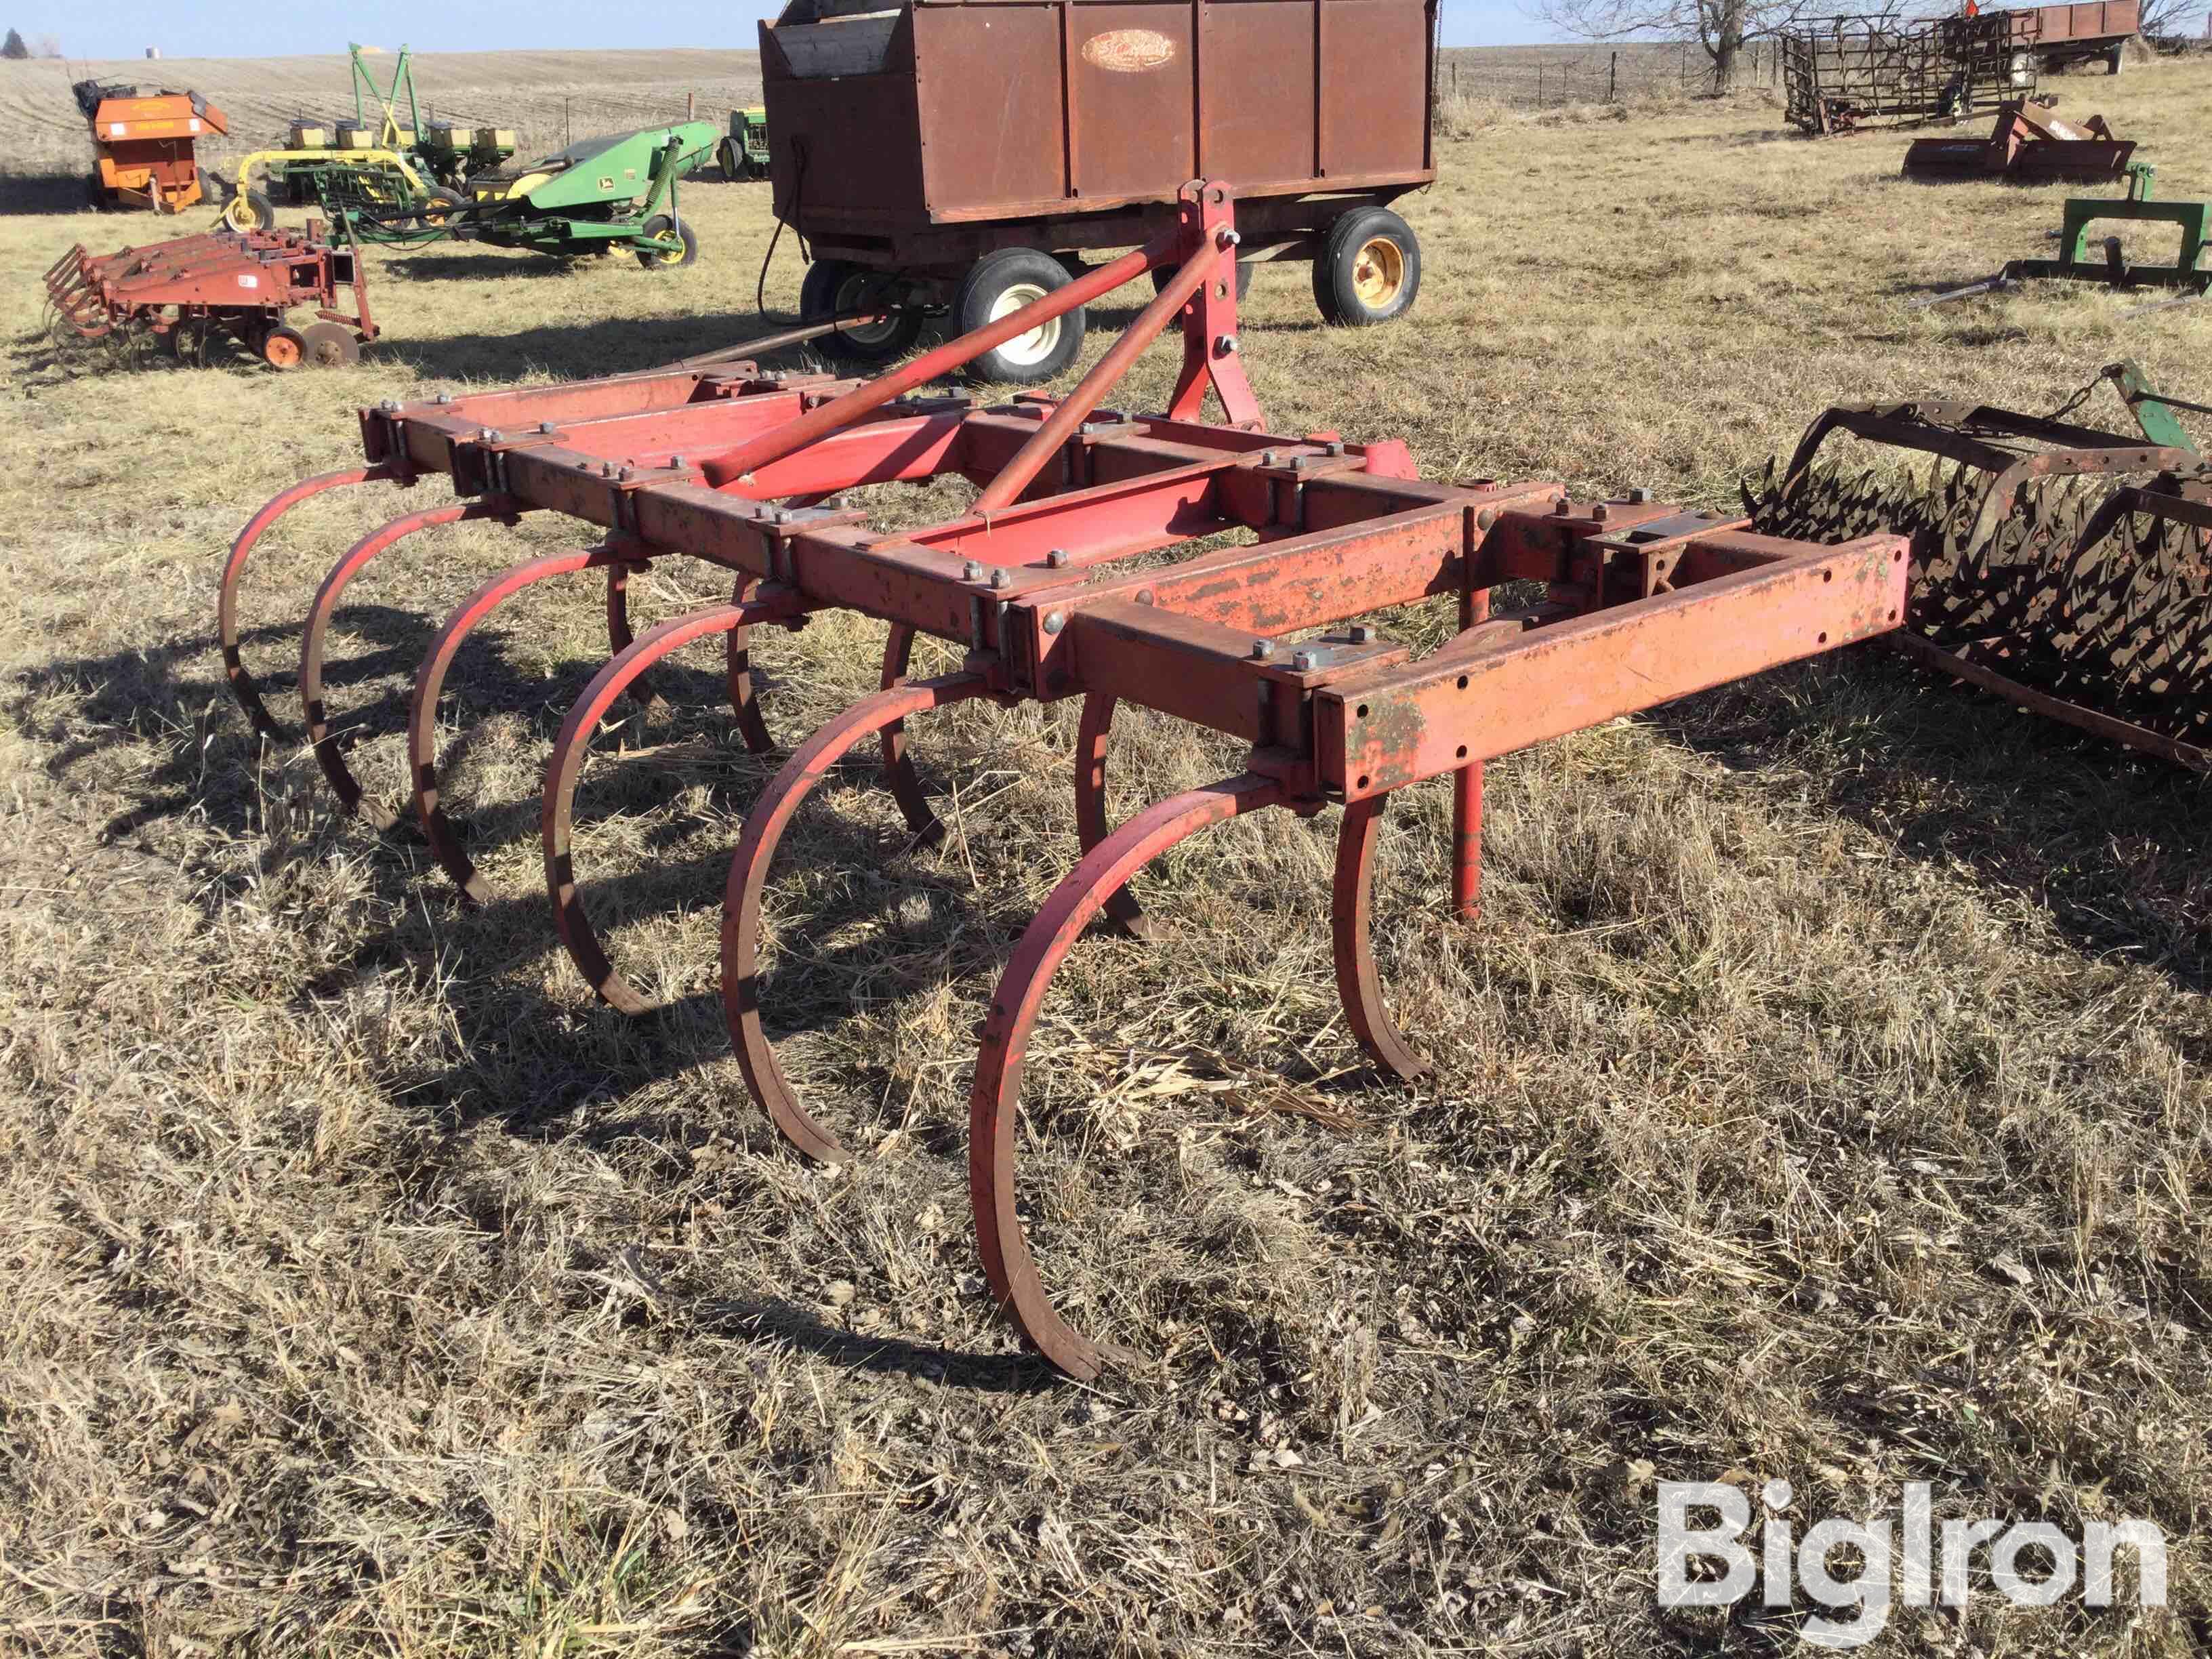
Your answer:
(306, 119), (719, 267)
(456, 120), (720, 266)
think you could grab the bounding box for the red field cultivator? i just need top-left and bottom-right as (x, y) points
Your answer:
(222, 182), (1913, 1376)
(43, 222), (377, 369)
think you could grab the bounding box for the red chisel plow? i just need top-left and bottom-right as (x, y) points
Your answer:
(222, 182), (1908, 1377)
(43, 220), (377, 368)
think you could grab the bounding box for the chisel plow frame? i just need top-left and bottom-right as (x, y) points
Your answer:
(223, 182), (1908, 1377)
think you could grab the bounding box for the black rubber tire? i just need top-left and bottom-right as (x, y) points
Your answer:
(1151, 258), (1253, 302)
(86, 171), (107, 210)
(299, 321), (361, 367)
(634, 214), (699, 270)
(1311, 206), (1421, 327)
(224, 189), (277, 232)
(2108, 46), (2125, 74)
(716, 138), (741, 182)
(952, 247), (1086, 385)
(799, 258), (925, 365)
(419, 186), (469, 230)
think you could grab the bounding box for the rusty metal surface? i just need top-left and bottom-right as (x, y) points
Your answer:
(763, 0), (1436, 257)
(1902, 100), (2135, 184)
(225, 180), (1962, 1381)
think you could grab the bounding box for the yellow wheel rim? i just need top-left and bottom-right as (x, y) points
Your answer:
(225, 198), (260, 231)
(1351, 236), (1405, 308)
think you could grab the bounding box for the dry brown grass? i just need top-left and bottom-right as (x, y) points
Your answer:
(2, 51), (2212, 1659)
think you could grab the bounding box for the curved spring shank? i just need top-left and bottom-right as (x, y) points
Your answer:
(967, 772), (1287, 1380)
(720, 670), (987, 1163)
(1332, 794), (1428, 1083)
(220, 464), (403, 740)
(1073, 695), (1159, 942)
(541, 613), (939, 1015)
(409, 546), (658, 903)
(299, 497), (518, 827)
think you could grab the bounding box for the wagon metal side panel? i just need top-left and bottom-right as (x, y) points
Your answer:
(1317, 0), (1431, 178)
(762, 11), (928, 228)
(914, 5), (1067, 211)
(1199, 0), (1316, 189)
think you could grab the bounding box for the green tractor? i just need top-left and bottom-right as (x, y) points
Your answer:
(716, 108), (771, 182)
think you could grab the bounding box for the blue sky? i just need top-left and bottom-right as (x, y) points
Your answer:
(17, 0), (1554, 62)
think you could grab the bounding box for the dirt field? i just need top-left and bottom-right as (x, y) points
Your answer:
(2, 52), (2211, 1659)
(0, 49), (767, 181)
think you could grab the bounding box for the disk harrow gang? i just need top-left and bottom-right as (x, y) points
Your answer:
(1755, 363), (2212, 767)
(224, 184), (1908, 1377)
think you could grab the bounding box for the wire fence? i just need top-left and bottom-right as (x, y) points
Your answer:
(1435, 43), (1784, 111)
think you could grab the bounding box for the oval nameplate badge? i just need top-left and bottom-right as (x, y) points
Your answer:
(1082, 28), (1176, 73)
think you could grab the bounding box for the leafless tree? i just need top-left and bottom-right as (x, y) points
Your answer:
(1525, 0), (1893, 89)
(30, 32), (58, 56)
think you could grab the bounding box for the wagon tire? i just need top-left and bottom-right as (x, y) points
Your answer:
(1151, 258), (1252, 301)
(300, 321), (361, 367)
(800, 258), (924, 365)
(635, 213), (698, 270)
(716, 138), (742, 181)
(419, 187), (469, 230)
(2108, 45), (2125, 74)
(953, 247), (1086, 384)
(260, 324), (307, 371)
(86, 171), (108, 210)
(1311, 206), (1421, 327)
(224, 189), (277, 233)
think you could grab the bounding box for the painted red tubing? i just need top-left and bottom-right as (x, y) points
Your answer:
(968, 772), (1287, 1379)
(699, 237), (1169, 490)
(720, 671), (987, 1164)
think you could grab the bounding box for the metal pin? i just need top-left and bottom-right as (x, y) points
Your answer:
(1217, 228), (1241, 247)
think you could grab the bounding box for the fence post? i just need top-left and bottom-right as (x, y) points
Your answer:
(687, 89), (696, 119)
(1610, 49), (1618, 100)
(1539, 64), (1546, 104)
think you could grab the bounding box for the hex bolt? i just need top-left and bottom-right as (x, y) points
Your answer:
(1259, 450), (1277, 467)
(1349, 623), (1374, 644)
(1046, 548), (1071, 569)
(962, 560), (985, 581)
(433, 392), (453, 405)
(1628, 485), (1654, 504)
(1592, 502), (1610, 523)
(1215, 334), (1239, 354)
(1293, 649), (1319, 672)
(1216, 227), (1241, 248)
(989, 567), (1012, 590)
(1553, 497), (1572, 516)
(476, 426), (495, 442)
(1136, 586), (1155, 605)
(1043, 612), (1065, 635)
(536, 420), (556, 435)
(378, 398), (401, 413)
(1251, 639), (1275, 660)
(670, 454), (688, 468)
(1325, 441), (1345, 457)
(600, 461), (616, 477)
